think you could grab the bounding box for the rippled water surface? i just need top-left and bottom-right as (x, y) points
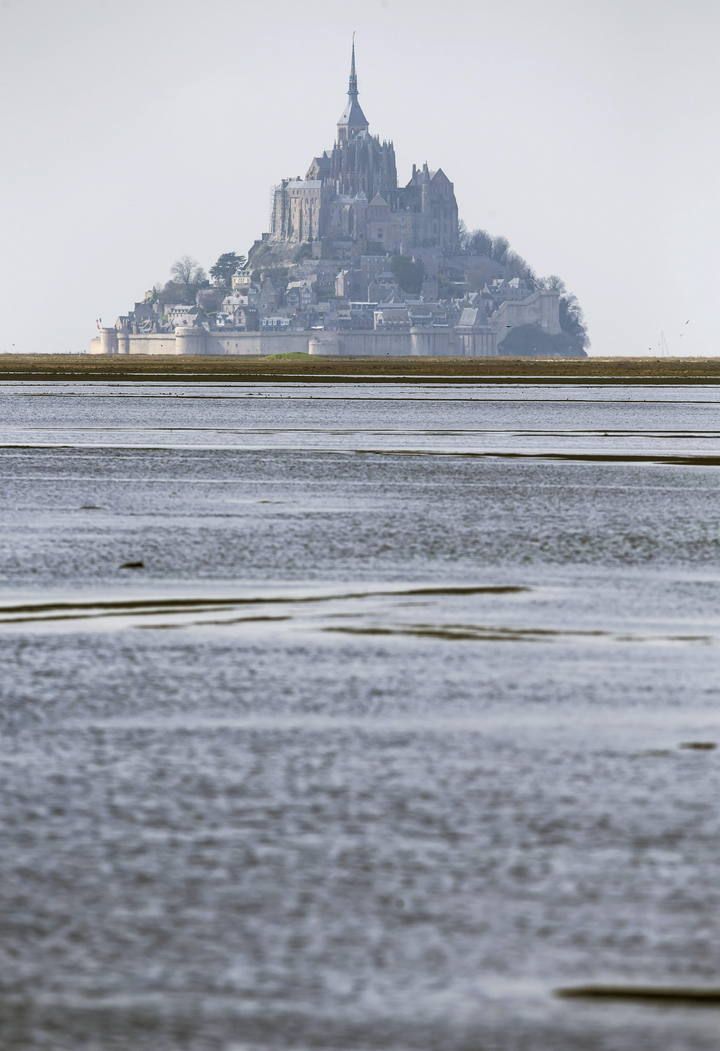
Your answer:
(1, 380), (720, 1050)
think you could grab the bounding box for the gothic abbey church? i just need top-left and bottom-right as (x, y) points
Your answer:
(268, 42), (459, 255)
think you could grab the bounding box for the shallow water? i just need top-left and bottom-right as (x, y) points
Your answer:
(1, 381), (719, 1050)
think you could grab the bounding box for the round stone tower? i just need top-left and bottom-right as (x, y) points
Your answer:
(174, 326), (207, 356)
(99, 327), (118, 355)
(308, 334), (342, 356)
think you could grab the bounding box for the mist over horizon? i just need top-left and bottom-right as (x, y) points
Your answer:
(1, 0), (718, 356)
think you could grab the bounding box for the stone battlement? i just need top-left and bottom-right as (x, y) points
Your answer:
(89, 327), (498, 358)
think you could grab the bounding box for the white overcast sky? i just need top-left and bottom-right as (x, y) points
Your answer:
(0, 0), (718, 355)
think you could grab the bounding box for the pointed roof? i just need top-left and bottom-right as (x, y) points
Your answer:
(338, 36), (369, 133)
(431, 167), (451, 184)
(349, 34), (358, 95)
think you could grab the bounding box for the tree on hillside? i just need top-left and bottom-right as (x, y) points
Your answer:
(461, 228), (534, 276)
(210, 251), (246, 287)
(391, 255), (425, 295)
(505, 250), (537, 285)
(158, 281), (194, 307)
(538, 274), (566, 293)
(171, 256), (207, 290)
(461, 227), (493, 257)
(462, 228), (536, 282)
(559, 293), (588, 350)
(490, 236), (510, 265)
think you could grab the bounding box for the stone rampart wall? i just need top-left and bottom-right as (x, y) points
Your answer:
(493, 291), (561, 337)
(205, 332), (310, 356)
(89, 327), (492, 358)
(131, 334), (180, 355)
(89, 331), (310, 357)
(308, 330), (461, 357)
(89, 333), (177, 355)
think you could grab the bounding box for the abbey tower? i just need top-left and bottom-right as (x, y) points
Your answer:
(268, 41), (459, 255)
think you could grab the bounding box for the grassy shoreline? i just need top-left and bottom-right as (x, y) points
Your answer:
(1, 354), (719, 384)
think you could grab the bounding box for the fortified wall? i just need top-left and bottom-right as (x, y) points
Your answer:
(89, 326), (498, 358)
(492, 291), (562, 337)
(91, 327), (313, 357)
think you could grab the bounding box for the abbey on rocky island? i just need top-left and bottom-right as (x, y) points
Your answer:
(90, 41), (588, 359)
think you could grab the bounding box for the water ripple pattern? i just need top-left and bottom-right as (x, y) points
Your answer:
(1, 380), (719, 1051)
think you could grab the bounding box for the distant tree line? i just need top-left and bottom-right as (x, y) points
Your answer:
(458, 222), (536, 282)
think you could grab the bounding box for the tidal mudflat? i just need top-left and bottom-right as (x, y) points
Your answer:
(1, 379), (719, 1050)
(3, 352), (720, 384)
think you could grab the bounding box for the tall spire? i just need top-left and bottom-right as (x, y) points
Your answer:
(349, 33), (358, 97)
(337, 34), (369, 141)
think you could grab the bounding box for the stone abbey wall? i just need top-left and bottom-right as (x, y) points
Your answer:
(492, 291), (562, 338)
(308, 331), (458, 357)
(89, 329), (312, 357)
(88, 326), (504, 358)
(88, 326), (488, 358)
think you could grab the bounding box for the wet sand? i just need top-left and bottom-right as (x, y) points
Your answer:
(2, 353), (720, 383)
(3, 378), (720, 1049)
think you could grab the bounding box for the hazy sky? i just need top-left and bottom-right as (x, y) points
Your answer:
(1, 0), (718, 355)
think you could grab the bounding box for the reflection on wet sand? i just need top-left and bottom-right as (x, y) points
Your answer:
(2, 379), (720, 1051)
(324, 623), (715, 644)
(0, 583), (528, 625)
(556, 985), (720, 1004)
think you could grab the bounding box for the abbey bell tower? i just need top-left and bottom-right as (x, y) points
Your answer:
(268, 38), (458, 252)
(336, 38), (369, 144)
